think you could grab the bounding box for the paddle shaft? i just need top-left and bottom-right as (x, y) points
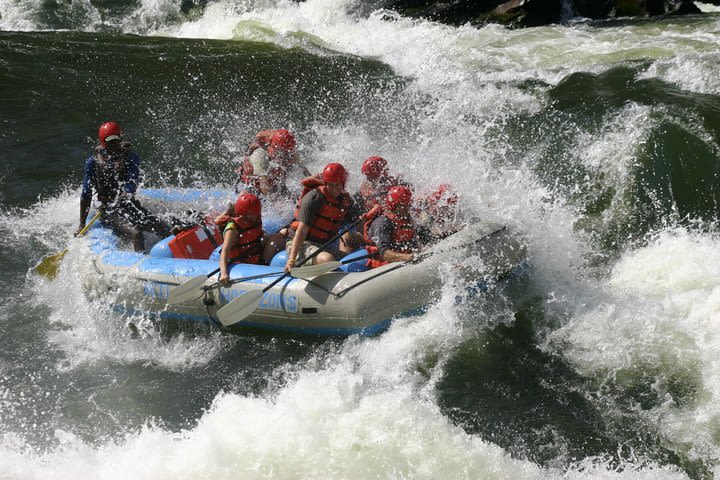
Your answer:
(414, 226), (507, 263)
(200, 253), (246, 281)
(77, 211), (102, 237)
(263, 217), (363, 292)
(208, 215), (361, 284)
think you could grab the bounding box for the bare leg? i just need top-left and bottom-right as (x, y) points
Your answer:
(312, 251), (336, 265)
(263, 232), (285, 264)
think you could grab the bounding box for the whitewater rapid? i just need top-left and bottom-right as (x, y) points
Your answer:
(2, 0), (720, 478)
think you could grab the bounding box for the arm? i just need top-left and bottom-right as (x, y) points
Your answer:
(381, 249), (414, 263)
(219, 227), (239, 287)
(77, 158), (94, 234)
(369, 216), (416, 263)
(285, 222), (309, 272)
(284, 190), (322, 272)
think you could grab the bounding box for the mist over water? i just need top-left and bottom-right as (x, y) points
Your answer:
(2, 0), (720, 478)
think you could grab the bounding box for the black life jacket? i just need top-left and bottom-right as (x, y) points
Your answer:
(91, 142), (134, 203)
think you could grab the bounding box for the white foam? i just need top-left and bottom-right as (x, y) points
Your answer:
(0, 302), (690, 478)
(696, 2), (720, 13)
(641, 51), (720, 95)
(0, 0), (37, 31)
(550, 228), (720, 464)
(0, 189), (226, 372)
(4, 0), (720, 475)
(0, 0), (101, 32)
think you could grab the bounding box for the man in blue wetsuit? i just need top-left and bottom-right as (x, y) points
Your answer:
(77, 121), (172, 252)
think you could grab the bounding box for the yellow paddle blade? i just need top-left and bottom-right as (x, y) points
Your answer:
(33, 211), (102, 280)
(34, 249), (67, 279)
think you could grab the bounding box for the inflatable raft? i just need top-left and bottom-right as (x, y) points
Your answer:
(83, 189), (527, 336)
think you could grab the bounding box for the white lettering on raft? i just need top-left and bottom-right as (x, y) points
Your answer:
(144, 282), (298, 314)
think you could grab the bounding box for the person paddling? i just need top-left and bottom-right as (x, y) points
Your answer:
(77, 121), (172, 252)
(414, 183), (463, 241)
(236, 129), (311, 193)
(355, 156), (408, 212)
(284, 163), (356, 272)
(216, 193), (285, 287)
(364, 186), (423, 268)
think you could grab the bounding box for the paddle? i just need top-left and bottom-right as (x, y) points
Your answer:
(35, 211), (102, 279)
(289, 261), (341, 279)
(290, 253), (372, 279)
(217, 215), (367, 327)
(294, 225), (508, 281)
(167, 255), (249, 304)
(413, 225), (507, 262)
(292, 224), (507, 279)
(169, 269), (222, 304)
(170, 269), (286, 304)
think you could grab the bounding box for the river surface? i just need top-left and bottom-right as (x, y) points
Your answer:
(2, 1), (720, 478)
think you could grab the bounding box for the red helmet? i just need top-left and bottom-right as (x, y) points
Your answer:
(234, 193), (261, 217)
(98, 121), (122, 148)
(322, 162), (348, 186)
(361, 156), (388, 180)
(268, 129), (296, 156)
(386, 185), (412, 210)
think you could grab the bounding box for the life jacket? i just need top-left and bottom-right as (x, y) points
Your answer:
(91, 142), (134, 203)
(363, 208), (417, 268)
(217, 216), (264, 265)
(358, 174), (404, 212)
(248, 130), (298, 181)
(235, 157), (290, 199)
(290, 183), (351, 243)
(168, 223), (223, 260)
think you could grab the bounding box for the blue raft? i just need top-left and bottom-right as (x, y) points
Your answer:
(83, 189), (527, 336)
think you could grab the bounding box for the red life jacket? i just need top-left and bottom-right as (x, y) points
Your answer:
(249, 130), (299, 180)
(168, 224), (224, 260)
(358, 174), (403, 212)
(218, 216), (264, 265)
(238, 157), (255, 186)
(290, 184), (350, 243)
(363, 208), (417, 268)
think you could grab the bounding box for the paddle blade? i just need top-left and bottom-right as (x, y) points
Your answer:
(290, 261), (341, 279)
(217, 290), (263, 327)
(168, 274), (211, 304)
(35, 250), (67, 279)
